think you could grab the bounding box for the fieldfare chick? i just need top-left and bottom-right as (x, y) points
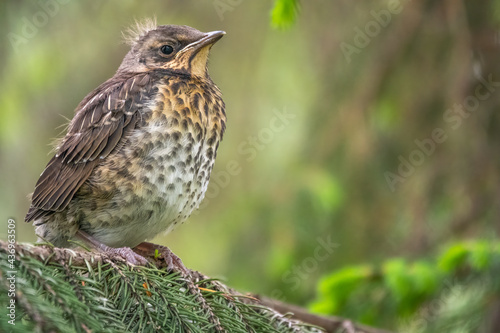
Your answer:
(25, 21), (226, 267)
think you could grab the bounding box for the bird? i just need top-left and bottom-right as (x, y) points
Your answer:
(25, 20), (226, 268)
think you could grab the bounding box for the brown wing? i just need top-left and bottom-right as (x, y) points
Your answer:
(25, 72), (154, 222)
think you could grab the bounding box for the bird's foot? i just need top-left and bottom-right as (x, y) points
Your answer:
(75, 230), (150, 266)
(133, 242), (190, 276)
(104, 246), (150, 266)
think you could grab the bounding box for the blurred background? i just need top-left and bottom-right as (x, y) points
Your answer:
(1, 1), (499, 331)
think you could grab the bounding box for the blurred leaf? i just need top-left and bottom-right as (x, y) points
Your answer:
(270, 0), (300, 29)
(383, 259), (412, 303)
(467, 241), (490, 271)
(311, 240), (500, 330)
(310, 265), (373, 314)
(438, 243), (469, 272)
(410, 261), (439, 296)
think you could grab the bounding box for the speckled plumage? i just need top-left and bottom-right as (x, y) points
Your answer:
(26, 24), (226, 248)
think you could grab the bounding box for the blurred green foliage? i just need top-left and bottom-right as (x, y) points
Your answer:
(311, 240), (500, 331)
(1, 0), (500, 331)
(270, 0), (299, 30)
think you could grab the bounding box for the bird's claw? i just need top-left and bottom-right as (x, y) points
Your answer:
(133, 242), (190, 276)
(158, 247), (190, 276)
(106, 247), (150, 266)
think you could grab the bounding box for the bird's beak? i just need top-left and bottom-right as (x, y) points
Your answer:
(194, 30), (226, 49)
(178, 31), (226, 56)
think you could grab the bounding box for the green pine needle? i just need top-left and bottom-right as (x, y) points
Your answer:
(0, 242), (321, 333)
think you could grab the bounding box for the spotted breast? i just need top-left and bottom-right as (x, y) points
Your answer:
(75, 74), (224, 248)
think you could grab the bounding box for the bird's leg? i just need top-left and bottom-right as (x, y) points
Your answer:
(75, 230), (149, 266)
(133, 242), (190, 276)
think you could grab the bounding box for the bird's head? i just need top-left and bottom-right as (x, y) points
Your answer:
(118, 20), (225, 78)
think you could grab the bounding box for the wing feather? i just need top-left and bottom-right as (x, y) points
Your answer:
(25, 72), (154, 222)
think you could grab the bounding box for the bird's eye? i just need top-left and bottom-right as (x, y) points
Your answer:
(160, 45), (174, 55)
